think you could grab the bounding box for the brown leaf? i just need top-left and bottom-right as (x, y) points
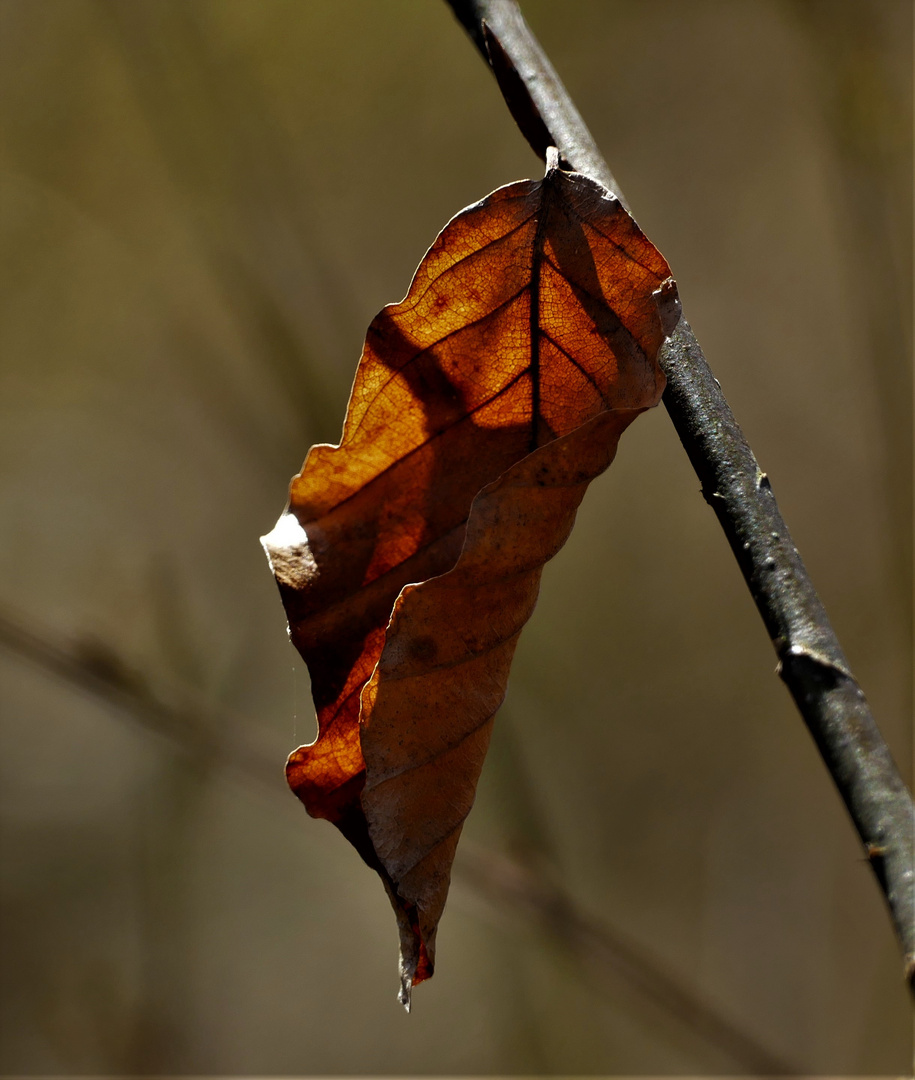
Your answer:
(262, 155), (680, 1007)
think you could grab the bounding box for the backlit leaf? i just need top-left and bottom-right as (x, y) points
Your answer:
(262, 155), (680, 1007)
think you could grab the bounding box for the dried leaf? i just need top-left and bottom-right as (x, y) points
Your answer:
(262, 156), (679, 1007)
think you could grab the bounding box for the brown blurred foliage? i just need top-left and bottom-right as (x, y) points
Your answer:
(0, 0), (911, 1074)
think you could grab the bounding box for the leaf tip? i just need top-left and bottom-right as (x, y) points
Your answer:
(398, 967), (413, 1013)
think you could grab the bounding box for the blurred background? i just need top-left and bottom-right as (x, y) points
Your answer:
(0, 0), (911, 1074)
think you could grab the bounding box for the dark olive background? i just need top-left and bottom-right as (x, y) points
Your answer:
(0, 0), (911, 1074)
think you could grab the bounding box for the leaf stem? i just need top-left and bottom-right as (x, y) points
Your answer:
(446, 0), (915, 987)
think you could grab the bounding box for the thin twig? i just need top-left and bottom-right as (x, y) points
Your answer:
(457, 843), (795, 1074)
(0, 608), (279, 790)
(446, 0), (915, 986)
(0, 607), (793, 1070)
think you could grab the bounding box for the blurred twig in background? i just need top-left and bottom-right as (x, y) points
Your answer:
(447, 0), (915, 986)
(457, 845), (794, 1074)
(0, 609), (277, 787)
(0, 606), (793, 1073)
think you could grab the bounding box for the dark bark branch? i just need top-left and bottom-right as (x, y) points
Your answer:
(0, 607), (791, 1071)
(446, 0), (915, 986)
